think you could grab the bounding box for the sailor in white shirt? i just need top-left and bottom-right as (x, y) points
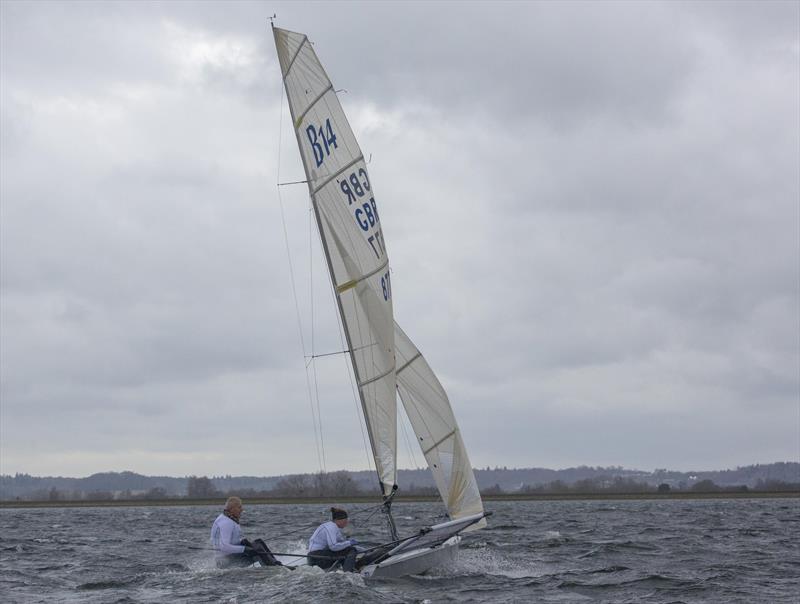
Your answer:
(210, 496), (282, 568)
(307, 507), (359, 571)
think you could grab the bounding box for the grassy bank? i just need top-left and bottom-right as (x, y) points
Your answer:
(1, 490), (797, 509)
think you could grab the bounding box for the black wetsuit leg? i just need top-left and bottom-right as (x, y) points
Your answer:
(308, 547), (357, 572)
(308, 548), (335, 570)
(251, 539), (282, 566)
(355, 546), (390, 569)
(341, 547), (357, 572)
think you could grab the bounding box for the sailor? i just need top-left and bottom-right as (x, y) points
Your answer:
(210, 496), (281, 568)
(307, 507), (359, 572)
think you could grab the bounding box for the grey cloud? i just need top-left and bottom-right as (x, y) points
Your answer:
(1, 1), (797, 477)
(273, 1), (695, 128)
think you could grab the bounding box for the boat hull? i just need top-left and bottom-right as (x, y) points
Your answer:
(359, 535), (459, 579)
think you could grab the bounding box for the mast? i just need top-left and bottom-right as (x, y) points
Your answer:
(272, 25), (398, 532)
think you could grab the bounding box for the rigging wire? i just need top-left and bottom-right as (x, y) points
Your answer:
(399, 408), (421, 470)
(266, 500), (387, 541)
(275, 75), (325, 474)
(341, 266), (383, 491)
(308, 203), (327, 472)
(399, 358), (456, 475)
(306, 202), (370, 476)
(329, 282), (375, 476)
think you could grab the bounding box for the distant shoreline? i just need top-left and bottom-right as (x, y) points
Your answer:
(1, 490), (797, 509)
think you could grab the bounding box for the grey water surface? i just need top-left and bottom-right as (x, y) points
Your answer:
(1, 498), (798, 603)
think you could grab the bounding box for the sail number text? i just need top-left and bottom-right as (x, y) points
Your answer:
(381, 270), (392, 301)
(338, 168), (385, 261)
(306, 118), (338, 167)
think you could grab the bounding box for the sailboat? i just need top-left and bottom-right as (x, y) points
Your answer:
(272, 24), (490, 579)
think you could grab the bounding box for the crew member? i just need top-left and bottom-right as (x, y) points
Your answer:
(210, 496), (281, 568)
(307, 507), (359, 572)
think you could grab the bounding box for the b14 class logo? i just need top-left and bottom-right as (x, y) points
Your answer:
(306, 118), (338, 167)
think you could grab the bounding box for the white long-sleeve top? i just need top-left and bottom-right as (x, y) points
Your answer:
(210, 513), (246, 556)
(308, 521), (353, 552)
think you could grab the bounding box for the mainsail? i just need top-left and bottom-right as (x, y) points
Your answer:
(394, 323), (486, 529)
(273, 26), (397, 496)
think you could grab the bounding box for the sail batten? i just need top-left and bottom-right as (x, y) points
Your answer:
(422, 429), (456, 455)
(359, 365), (395, 388)
(312, 155), (365, 195)
(335, 258), (389, 294)
(396, 352), (422, 375)
(284, 36), (307, 76)
(296, 83), (335, 128)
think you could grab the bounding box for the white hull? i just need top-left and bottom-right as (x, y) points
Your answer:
(359, 535), (459, 579)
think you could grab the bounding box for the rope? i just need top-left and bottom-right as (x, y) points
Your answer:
(266, 524), (431, 563)
(266, 501), (386, 541)
(329, 280), (374, 475)
(275, 76), (325, 473)
(399, 411), (421, 470)
(308, 204), (327, 472)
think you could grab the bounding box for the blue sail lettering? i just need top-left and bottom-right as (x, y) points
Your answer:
(339, 168), (381, 233)
(363, 202), (375, 227)
(370, 197), (379, 223)
(305, 118), (337, 167)
(306, 125), (324, 168)
(359, 168), (371, 191)
(349, 173), (364, 197)
(355, 208), (369, 231)
(340, 179), (356, 204)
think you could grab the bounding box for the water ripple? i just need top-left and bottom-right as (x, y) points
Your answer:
(0, 498), (797, 603)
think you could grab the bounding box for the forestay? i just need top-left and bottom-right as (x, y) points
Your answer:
(394, 323), (486, 529)
(274, 27), (397, 496)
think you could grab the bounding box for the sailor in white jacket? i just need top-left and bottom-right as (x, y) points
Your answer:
(307, 507), (359, 571)
(210, 497), (281, 568)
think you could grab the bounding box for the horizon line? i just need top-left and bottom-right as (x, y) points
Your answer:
(2, 460), (796, 480)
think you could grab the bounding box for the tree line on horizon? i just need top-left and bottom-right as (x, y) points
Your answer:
(6, 470), (799, 502)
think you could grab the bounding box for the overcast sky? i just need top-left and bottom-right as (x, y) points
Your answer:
(1, 1), (798, 480)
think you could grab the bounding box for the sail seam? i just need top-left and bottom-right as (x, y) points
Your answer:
(422, 429), (456, 455)
(284, 35), (308, 77)
(336, 258), (389, 294)
(312, 154), (365, 196)
(295, 83), (334, 128)
(396, 353), (422, 375)
(358, 364), (396, 389)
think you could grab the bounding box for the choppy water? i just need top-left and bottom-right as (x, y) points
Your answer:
(1, 498), (798, 603)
